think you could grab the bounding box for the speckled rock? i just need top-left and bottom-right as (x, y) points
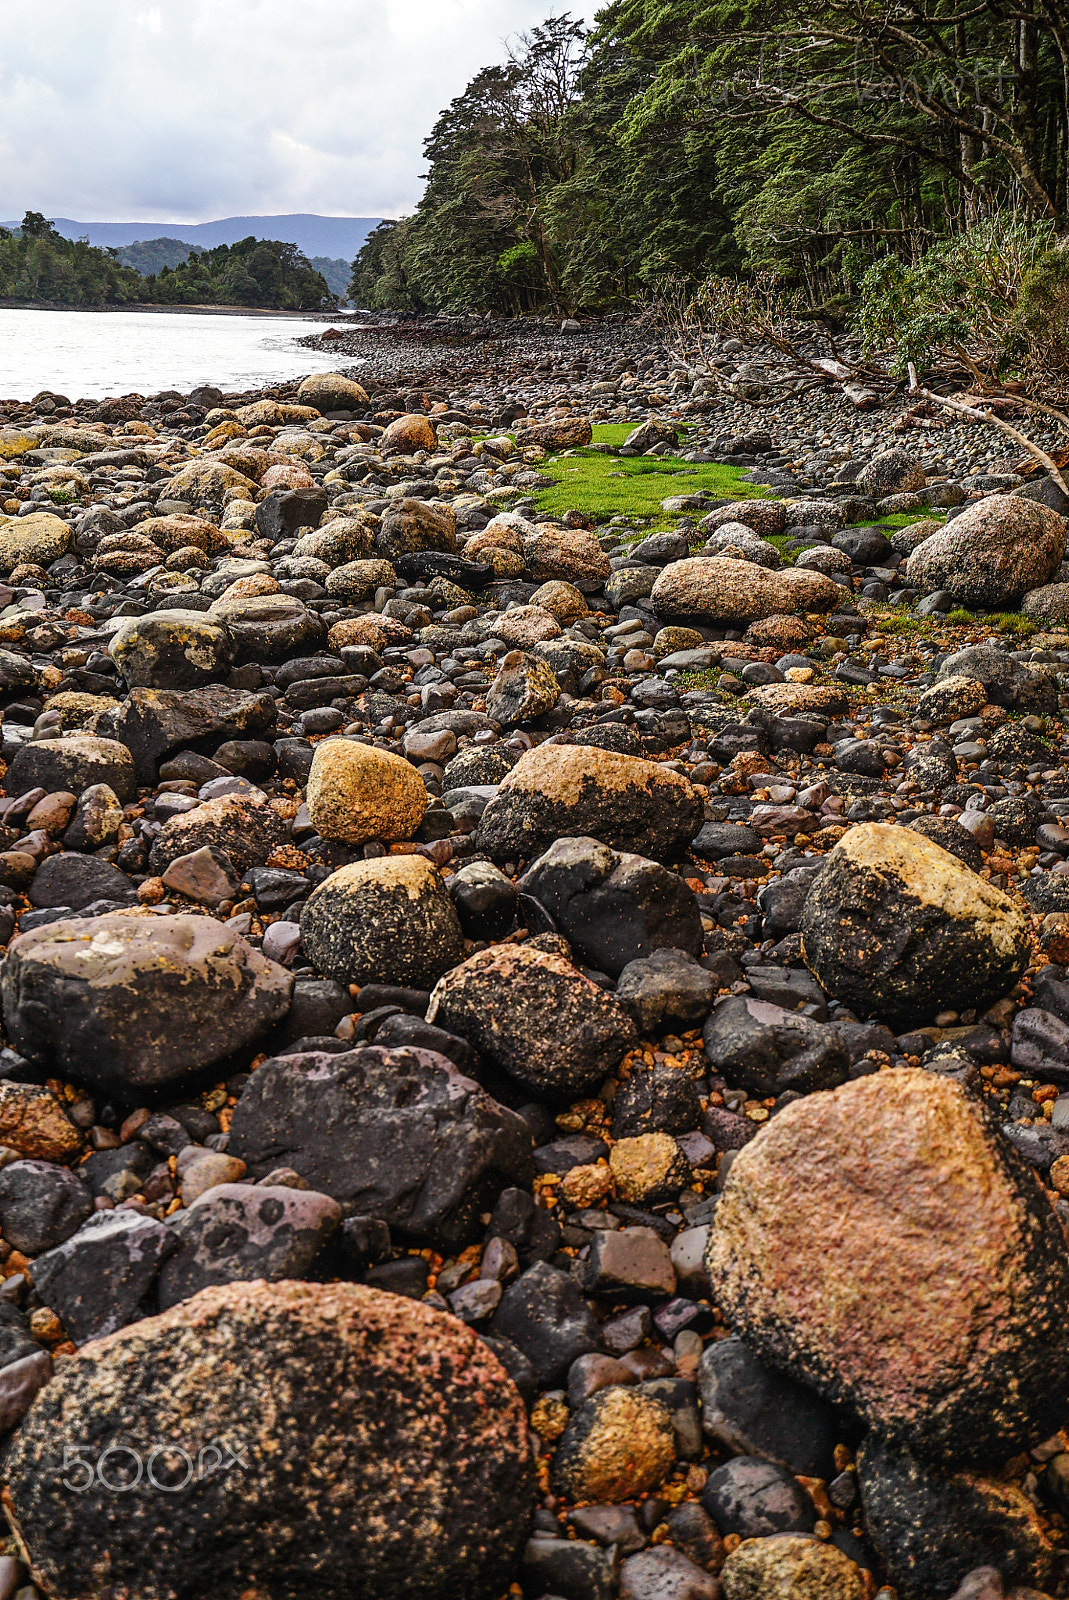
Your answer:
(427, 942), (636, 1099)
(380, 413), (438, 452)
(2, 913), (293, 1096)
(522, 525), (611, 583)
(486, 605), (562, 647)
(324, 558), (396, 601)
(707, 1069), (1069, 1464)
(799, 822), (1029, 1028)
(228, 1045), (534, 1246)
(0, 1082), (82, 1162)
(858, 1437), (1056, 1600)
(916, 674), (988, 724)
(377, 498), (457, 560)
(476, 745), (703, 865)
(2, 1279), (534, 1600)
(552, 1386), (675, 1502)
(305, 739), (428, 844)
(743, 682), (848, 716)
(650, 558), (839, 624)
(485, 651), (560, 725)
(300, 856), (464, 989)
(1020, 581), (1069, 621)
(720, 1536), (864, 1600)
(530, 580), (589, 622)
(905, 495), (1066, 609)
(206, 590), (326, 661)
(609, 1133), (691, 1203)
(700, 500), (787, 537)
(108, 610), (234, 689)
(0, 511), (72, 574)
(5, 735), (136, 802)
(148, 791), (289, 878)
(514, 417), (592, 450)
(856, 447), (925, 496)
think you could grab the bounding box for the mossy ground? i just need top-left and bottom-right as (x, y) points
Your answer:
(532, 425), (763, 524)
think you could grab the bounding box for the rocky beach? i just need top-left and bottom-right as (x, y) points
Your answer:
(0, 315), (1065, 1599)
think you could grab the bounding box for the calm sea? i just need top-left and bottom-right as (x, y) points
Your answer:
(0, 308), (354, 402)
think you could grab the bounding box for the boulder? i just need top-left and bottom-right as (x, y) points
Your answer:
(476, 745), (703, 865)
(856, 448), (925, 496)
(206, 591), (325, 661)
(5, 735), (135, 802)
(0, 511), (72, 574)
(148, 791), (288, 879)
(485, 651), (560, 726)
(858, 1437), (1055, 1600)
(427, 943), (636, 1099)
(377, 498), (457, 560)
(651, 558), (839, 624)
(300, 856), (464, 990)
(700, 500), (787, 538)
(552, 1386), (676, 1503)
(2, 914), (293, 1096)
(720, 1537), (864, 1600)
(514, 417), (592, 451)
(297, 373), (370, 412)
(108, 610), (234, 689)
(517, 837), (703, 978)
(905, 496), (1065, 609)
(96, 685), (277, 781)
(522, 525), (610, 583)
(228, 1045), (533, 1248)
(799, 823), (1029, 1028)
(3, 1280), (534, 1600)
(29, 1210), (176, 1344)
(0, 1160), (92, 1254)
(703, 997), (848, 1098)
(157, 1183), (341, 1309)
(305, 739), (428, 845)
(706, 1069), (1069, 1463)
(380, 413), (438, 453)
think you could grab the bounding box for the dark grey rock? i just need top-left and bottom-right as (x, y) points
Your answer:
(0, 1161), (91, 1255)
(698, 1334), (836, 1477)
(701, 1456), (815, 1538)
(30, 1210), (176, 1343)
(157, 1183), (341, 1309)
(492, 1260), (603, 1385)
(703, 996), (849, 1097)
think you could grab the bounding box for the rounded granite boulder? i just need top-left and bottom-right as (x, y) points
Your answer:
(5, 735), (136, 802)
(905, 494), (1066, 609)
(297, 371), (370, 412)
(706, 1069), (1069, 1465)
(650, 557), (840, 624)
(475, 744), (703, 865)
(799, 821), (1029, 1028)
(305, 739), (428, 845)
(108, 609), (234, 689)
(3, 1279), (534, 1600)
(300, 856), (464, 989)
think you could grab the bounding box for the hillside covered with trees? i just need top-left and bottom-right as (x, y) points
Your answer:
(349, 1), (1069, 317)
(0, 214), (333, 309)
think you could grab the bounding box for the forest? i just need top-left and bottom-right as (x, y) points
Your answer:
(348, 0), (1069, 324)
(0, 214), (332, 310)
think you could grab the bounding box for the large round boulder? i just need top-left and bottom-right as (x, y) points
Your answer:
(300, 856), (464, 989)
(3, 1280), (534, 1600)
(706, 1069), (1069, 1464)
(650, 558), (839, 624)
(514, 417), (592, 450)
(1, 913), (293, 1096)
(108, 609), (234, 689)
(377, 498), (457, 561)
(855, 447), (925, 496)
(380, 413), (438, 453)
(799, 822), (1028, 1028)
(0, 511), (73, 574)
(476, 745), (703, 865)
(306, 739), (428, 845)
(905, 495), (1066, 609)
(297, 372), (370, 412)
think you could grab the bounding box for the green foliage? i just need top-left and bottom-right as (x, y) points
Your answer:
(532, 432), (761, 522)
(0, 214), (332, 310)
(113, 238), (203, 276)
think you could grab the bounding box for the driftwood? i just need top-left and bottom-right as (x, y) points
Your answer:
(907, 363), (1069, 499)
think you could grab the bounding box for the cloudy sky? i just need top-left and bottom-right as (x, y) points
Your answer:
(0, 0), (600, 223)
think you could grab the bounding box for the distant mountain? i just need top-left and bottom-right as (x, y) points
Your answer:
(1, 214), (381, 262)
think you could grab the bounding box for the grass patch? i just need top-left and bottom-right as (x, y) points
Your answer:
(533, 425), (763, 526)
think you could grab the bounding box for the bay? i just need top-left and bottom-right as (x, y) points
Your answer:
(0, 307), (354, 402)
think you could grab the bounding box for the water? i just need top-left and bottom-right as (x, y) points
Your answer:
(0, 308), (354, 402)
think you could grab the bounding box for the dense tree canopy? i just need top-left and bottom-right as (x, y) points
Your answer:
(349, 1), (1069, 314)
(0, 216), (333, 310)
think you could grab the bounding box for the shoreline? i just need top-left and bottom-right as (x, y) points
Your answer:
(0, 299), (351, 319)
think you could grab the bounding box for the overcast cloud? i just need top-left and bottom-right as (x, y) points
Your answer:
(0, 0), (599, 222)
